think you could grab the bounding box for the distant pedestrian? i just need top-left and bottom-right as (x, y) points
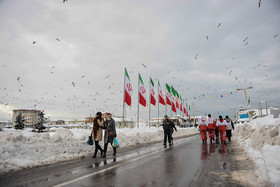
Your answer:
(91, 112), (104, 158)
(206, 114), (216, 143)
(198, 116), (208, 144)
(225, 116), (234, 142)
(163, 115), (172, 147)
(169, 117), (177, 145)
(216, 115), (227, 144)
(102, 113), (117, 158)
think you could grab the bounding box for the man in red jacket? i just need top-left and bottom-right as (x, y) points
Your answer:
(206, 114), (216, 143)
(216, 115), (227, 144)
(198, 116), (208, 144)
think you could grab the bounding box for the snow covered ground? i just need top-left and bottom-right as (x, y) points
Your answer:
(234, 115), (280, 186)
(0, 126), (198, 174)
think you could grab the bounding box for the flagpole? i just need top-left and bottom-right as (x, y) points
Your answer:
(137, 73), (140, 128)
(165, 85), (167, 116)
(157, 81), (159, 128)
(148, 77), (151, 128)
(122, 68), (126, 125)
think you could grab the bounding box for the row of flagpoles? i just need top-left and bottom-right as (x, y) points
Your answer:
(122, 68), (190, 126)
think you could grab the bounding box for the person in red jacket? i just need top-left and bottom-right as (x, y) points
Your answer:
(216, 115), (227, 144)
(206, 114), (216, 143)
(198, 116), (208, 144)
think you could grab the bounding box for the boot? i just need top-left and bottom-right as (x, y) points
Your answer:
(113, 148), (117, 156)
(101, 152), (106, 158)
(92, 154), (97, 158)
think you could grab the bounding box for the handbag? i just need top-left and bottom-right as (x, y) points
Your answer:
(112, 138), (119, 148)
(87, 135), (94, 146)
(108, 130), (114, 137)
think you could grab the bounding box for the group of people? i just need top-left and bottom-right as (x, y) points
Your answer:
(162, 115), (177, 147)
(198, 114), (234, 144)
(91, 112), (117, 158)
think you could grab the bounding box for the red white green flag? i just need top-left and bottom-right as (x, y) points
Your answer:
(165, 83), (171, 106)
(139, 73), (146, 107)
(150, 78), (156, 106)
(158, 81), (165, 105)
(172, 96), (177, 113)
(180, 96), (183, 111)
(124, 68), (133, 106)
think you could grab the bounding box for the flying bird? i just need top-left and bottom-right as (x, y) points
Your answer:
(244, 42), (248, 46)
(242, 37), (248, 42)
(52, 66), (55, 69)
(141, 63), (147, 68)
(32, 41), (36, 44)
(258, 0), (261, 8)
(206, 36), (209, 40)
(63, 0), (68, 3)
(56, 38), (60, 42)
(217, 23), (222, 27)
(235, 77), (238, 81)
(273, 34), (278, 38)
(105, 75), (110, 79)
(72, 82), (75, 87)
(19, 89), (21, 92)
(17, 77), (20, 81)
(81, 75), (85, 78)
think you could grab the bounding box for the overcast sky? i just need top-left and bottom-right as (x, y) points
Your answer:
(0, 0), (279, 121)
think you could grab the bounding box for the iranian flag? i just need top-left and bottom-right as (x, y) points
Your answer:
(139, 73), (146, 107)
(166, 83), (171, 105)
(150, 78), (156, 106)
(184, 105), (187, 115)
(171, 86), (179, 109)
(171, 96), (177, 113)
(124, 68), (133, 106)
(158, 81), (165, 105)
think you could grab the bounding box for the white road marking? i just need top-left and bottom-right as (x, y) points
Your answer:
(53, 136), (195, 187)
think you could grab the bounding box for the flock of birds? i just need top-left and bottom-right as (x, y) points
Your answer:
(0, 0), (279, 118)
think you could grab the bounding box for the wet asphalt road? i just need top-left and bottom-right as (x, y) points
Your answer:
(0, 134), (246, 187)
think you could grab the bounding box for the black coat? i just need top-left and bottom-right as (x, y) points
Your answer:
(102, 118), (117, 144)
(163, 119), (172, 131)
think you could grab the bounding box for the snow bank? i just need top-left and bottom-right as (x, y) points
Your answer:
(0, 127), (198, 174)
(235, 115), (280, 186)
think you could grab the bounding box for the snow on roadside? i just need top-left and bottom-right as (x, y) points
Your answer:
(235, 115), (280, 186)
(0, 126), (198, 174)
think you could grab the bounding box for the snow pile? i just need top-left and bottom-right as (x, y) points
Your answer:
(235, 115), (280, 186)
(0, 127), (198, 173)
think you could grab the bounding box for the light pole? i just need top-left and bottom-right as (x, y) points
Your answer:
(237, 86), (253, 120)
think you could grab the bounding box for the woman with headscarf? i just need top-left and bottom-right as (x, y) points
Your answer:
(91, 112), (104, 158)
(225, 116), (234, 142)
(101, 113), (117, 158)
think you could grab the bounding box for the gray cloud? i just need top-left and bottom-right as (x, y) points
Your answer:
(0, 0), (279, 121)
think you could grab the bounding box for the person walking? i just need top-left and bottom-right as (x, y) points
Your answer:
(216, 115), (227, 144)
(225, 116), (234, 142)
(169, 117), (177, 145)
(198, 116), (208, 144)
(101, 113), (117, 158)
(206, 114), (216, 143)
(163, 115), (172, 147)
(91, 112), (104, 158)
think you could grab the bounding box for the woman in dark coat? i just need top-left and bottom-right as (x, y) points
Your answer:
(101, 113), (117, 158)
(91, 112), (104, 158)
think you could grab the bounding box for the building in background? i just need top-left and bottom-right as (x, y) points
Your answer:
(12, 109), (42, 128)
